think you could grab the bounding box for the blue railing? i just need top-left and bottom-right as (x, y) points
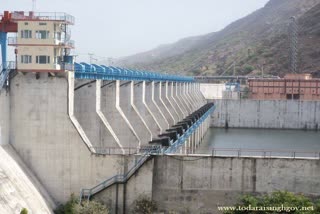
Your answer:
(165, 105), (216, 154)
(74, 62), (194, 82)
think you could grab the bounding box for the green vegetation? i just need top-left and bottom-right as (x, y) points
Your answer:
(120, 1), (320, 76)
(73, 201), (109, 214)
(20, 208), (28, 214)
(54, 194), (109, 214)
(242, 65), (255, 74)
(131, 195), (157, 214)
(224, 191), (320, 214)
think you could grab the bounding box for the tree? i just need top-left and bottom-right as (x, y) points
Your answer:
(224, 191), (320, 214)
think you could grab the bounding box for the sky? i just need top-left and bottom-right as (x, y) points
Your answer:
(1, 0), (269, 61)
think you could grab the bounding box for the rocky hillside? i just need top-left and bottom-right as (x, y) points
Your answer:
(118, 0), (320, 77)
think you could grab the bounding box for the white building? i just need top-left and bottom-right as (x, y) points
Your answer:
(7, 11), (74, 72)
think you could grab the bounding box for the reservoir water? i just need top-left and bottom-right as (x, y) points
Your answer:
(197, 128), (320, 158)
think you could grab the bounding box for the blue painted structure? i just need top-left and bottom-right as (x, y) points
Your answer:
(0, 32), (10, 89)
(225, 82), (240, 92)
(0, 32), (7, 70)
(74, 62), (194, 82)
(165, 104), (216, 153)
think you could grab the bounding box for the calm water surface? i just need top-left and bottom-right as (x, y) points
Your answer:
(197, 128), (320, 156)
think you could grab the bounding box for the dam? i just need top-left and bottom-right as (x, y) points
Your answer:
(1, 10), (320, 214)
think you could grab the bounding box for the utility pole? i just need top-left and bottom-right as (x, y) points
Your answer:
(233, 61), (236, 76)
(289, 16), (298, 73)
(32, 0), (36, 12)
(88, 53), (97, 64)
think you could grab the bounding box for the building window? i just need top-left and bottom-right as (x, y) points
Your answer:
(36, 56), (50, 64)
(21, 30), (32, 38)
(24, 22), (28, 25)
(39, 22), (47, 26)
(35, 30), (50, 39)
(21, 55), (32, 64)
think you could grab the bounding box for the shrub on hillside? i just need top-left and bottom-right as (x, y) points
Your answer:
(224, 191), (320, 214)
(54, 194), (109, 214)
(73, 200), (109, 214)
(132, 195), (157, 214)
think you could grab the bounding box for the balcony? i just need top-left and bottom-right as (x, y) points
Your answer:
(8, 37), (75, 48)
(11, 11), (75, 25)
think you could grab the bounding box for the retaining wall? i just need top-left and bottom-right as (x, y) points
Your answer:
(152, 155), (320, 213)
(211, 99), (320, 130)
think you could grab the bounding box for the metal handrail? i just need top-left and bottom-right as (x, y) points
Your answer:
(0, 61), (16, 90)
(11, 12), (75, 24)
(210, 148), (320, 159)
(80, 148), (162, 201)
(93, 146), (161, 155)
(79, 104), (215, 201)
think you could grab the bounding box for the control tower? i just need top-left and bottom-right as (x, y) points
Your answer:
(0, 11), (74, 88)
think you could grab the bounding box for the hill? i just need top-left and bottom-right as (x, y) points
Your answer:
(118, 0), (320, 77)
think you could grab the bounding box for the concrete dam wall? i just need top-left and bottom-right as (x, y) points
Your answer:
(212, 99), (320, 130)
(150, 155), (320, 213)
(2, 72), (207, 213)
(7, 73), (151, 205)
(0, 91), (9, 145)
(3, 72), (320, 213)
